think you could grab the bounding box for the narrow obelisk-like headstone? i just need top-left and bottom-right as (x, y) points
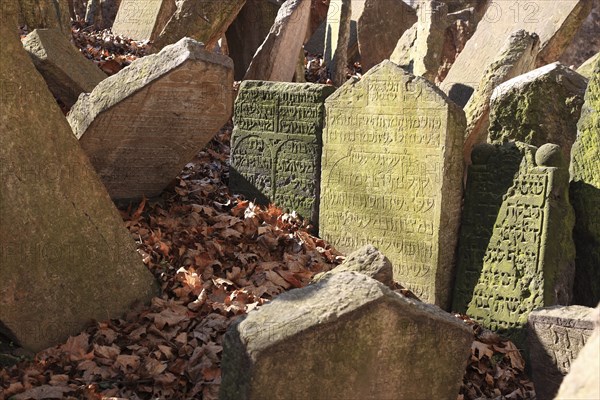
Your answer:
(67, 38), (233, 200)
(320, 60), (465, 310)
(323, 0), (351, 86)
(467, 144), (576, 348)
(230, 81), (334, 228)
(111, 0), (176, 41)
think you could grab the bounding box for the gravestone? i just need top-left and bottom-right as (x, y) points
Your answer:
(320, 60), (465, 310)
(220, 272), (473, 400)
(0, 7), (157, 352)
(452, 143), (524, 313)
(466, 144), (576, 349)
(15, 0), (71, 37)
(22, 29), (108, 108)
(559, 0), (600, 68)
(230, 81), (334, 228)
(324, 0), (351, 86)
(84, 0), (122, 29)
(440, 0), (591, 107)
(570, 56), (600, 307)
(357, 0), (417, 71)
(576, 51), (600, 79)
(244, 0), (311, 82)
(527, 305), (596, 400)
(67, 38), (233, 200)
(111, 0), (175, 41)
(488, 62), (588, 162)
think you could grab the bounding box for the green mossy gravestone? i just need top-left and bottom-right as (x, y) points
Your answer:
(466, 143), (575, 349)
(320, 60), (465, 310)
(230, 81), (334, 229)
(570, 56), (600, 307)
(452, 142), (523, 313)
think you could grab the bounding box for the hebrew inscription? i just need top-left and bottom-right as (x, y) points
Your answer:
(112, 0), (173, 41)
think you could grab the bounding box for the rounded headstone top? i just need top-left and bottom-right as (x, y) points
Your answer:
(535, 143), (563, 167)
(471, 143), (497, 165)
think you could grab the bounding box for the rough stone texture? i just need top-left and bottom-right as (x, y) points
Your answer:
(570, 56), (600, 307)
(312, 245), (394, 287)
(466, 144), (576, 349)
(324, 0), (351, 86)
(527, 305), (596, 400)
(555, 305), (600, 400)
(230, 81), (334, 227)
(84, 0), (121, 29)
(244, 0), (311, 82)
(225, 0), (282, 81)
(320, 60), (465, 310)
(488, 62), (588, 162)
(559, 0), (600, 69)
(576, 51), (600, 79)
(67, 38), (233, 200)
(462, 30), (539, 165)
(357, 0), (417, 71)
(0, 7), (157, 352)
(452, 142), (524, 313)
(15, 0), (71, 37)
(111, 0), (176, 41)
(390, 0), (448, 83)
(220, 272), (473, 400)
(440, 0), (592, 107)
(22, 29), (107, 108)
(151, 0), (246, 52)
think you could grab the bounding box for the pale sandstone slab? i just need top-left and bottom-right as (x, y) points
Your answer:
(324, 0), (352, 86)
(576, 51), (600, 79)
(111, 0), (175, 41)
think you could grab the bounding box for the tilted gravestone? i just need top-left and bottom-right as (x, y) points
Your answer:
(466, 144), (576, 349)
(111, 0), (176, 41)
(323, 0), (351, 86)
(14, 0), (71, 37)
(67, 38), (233, 200)
(230, 81), (334, 228)
(570, 56), (600, 307)
(220, 272), (473, 400)
(527, 305), (596, 400)
(320, 60), (465, 310)
(0, 7), (157, 352)
(22, 29), (108, 108)
(452, 142), (524, 313)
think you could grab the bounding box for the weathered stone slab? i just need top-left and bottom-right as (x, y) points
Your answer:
(488, 62), (588, 162)
(462, 30), (539, 165)
(357, 0), (417, 71)
(151, 0), (246, 52)
(84, 0), (122, 29)
(466, 144), (576, 349)
(527, 305), (596, 400)
(244, 0), (311, 81)
(22, 29), (107, 108)
(320, 60), (465, 310)
(324, 0), (351, 86)
(111, 0), (175, 41)
(559, 0), (600, 69)
(0, 7), (157, 352)
(67, 38), (233, 200)
(555, 305), (600, 400)
(15, 0), (71, 37)
(230, 81), (334, 227)
(570, 56), (600, 307)
(452, 142), (524, 313)
(220, 272), (473, 400)
(440, 0), (592, 107)
(576, 51), (600, 79)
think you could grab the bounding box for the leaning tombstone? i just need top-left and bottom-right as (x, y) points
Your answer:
(230, 81), (334, 229)
(22, 29), (108, 108)
(570, 56), (600, 307)
(320, 60), (465, 310)
(558, 1), (600, 69)
(67, 38), (233, 200)
(111, 0), (176, 41)
(527, 305), (596, 400)
(466, 144), (576, 349)
(323, 0), (351, 86)
(0, 7), (157, 352)
(220, 272), (473, 400)
(15, 0), (71, 37)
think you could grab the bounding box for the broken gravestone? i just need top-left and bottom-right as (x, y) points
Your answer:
(320, 60), (465, 310)
(488, 62), (588, 162)
(244, 0), (311, 82)
(570, 56), (600, 307)
(111, 0), (176, 41)
(527, 305), (596, 400)
(220, 272), (473, 400)
(357, 0), (417, 71)
(67, 38), (233, 200)
(230, 81), (334, 228)
(452, 142), (524, 313)
(467, 144), (576, 349)
(324, 0), (351, 86)
(0, 7), (157, 352)
(440, 0), (592, 107)
(22, 29), (108, 108)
